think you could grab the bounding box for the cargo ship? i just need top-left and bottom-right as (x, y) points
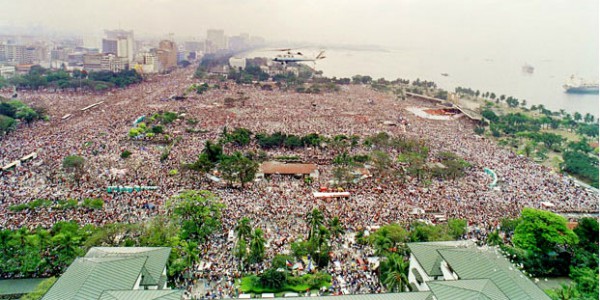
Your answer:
(563, 75), (599, 94)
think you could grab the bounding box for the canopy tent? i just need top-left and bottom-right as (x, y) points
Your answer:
(541, 201), (555, 208)
(313, 192), (350, 198)
(133, 115), (146, 125)
(107, 186), (159, 193)
(484, 168), (498, 188)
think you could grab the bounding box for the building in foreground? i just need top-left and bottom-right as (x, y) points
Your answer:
(42, 247), (183, 300)
(407, 241), (551, 299)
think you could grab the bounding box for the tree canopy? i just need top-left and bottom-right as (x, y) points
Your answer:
(167, 190), (225, 242)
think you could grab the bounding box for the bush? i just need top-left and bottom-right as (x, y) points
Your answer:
(56, 199), (78, 210)
(160, 112), (178, 124)
(151, 125), (164, 134)
(169, 169), (179, 176)
(0, 115), (16, 135)
(129, 127), (143, 138)
(21, 277), (57, 300)
(121, 150), (132, 159)
(474, 126), (485, 135)
(82, 198), (104, 210)
(8, 203), (28, 212)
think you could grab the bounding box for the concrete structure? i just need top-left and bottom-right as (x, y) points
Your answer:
(105, 29), (135, 62)
(228, 33), (249, 52)
(134, 51), (159, 74)
(156, 40), (177, 72)
(0, 65), (16, 78)
(4, 44), (26, 63)
(184, 41), (203, 52)
(83, 53), (128, 72)
(229, 57), (246, 70)
(407, 241), (551, 299)
(257, 161), (319, 179)
(102, 38), (118, 55)
(83, 53), (104, 71)
(42, 247), (182, 300)
(206, 29), (226, 53)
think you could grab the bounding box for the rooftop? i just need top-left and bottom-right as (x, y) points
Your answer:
(259, 161), (317, 175)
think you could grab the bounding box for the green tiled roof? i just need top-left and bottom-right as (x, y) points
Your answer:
(407, 241), (472, 276)
(42, 256), (146, 300)
(98, 289), (184, 300)
(292, 292), (433, 300)
(428, 279), (508, 300)
(0, 278), (45, 295)
(437, 247), (551, 300)
(85, 247), (171, 287)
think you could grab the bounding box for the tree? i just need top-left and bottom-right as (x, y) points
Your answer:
(218, 152), (259, 188)
(226, 127), (252, 147)
(573, 218), (599, 254)
(512, 208), (579, 276)
(233, 217), (252, 269)
(370, 223), (409, 256)
(182, 240), (200, 266)
(513, 208), (578, 254)
(62, 155), (85, 185)
(486, 230), (502, 246)
(0, 115), (16, 135)
(371, 150), (392, 178)
(259, 268), (287, 289)
(573, 112), (582, 122)
(167, 190), (225, 242)
(380, 253), (410, 292)
(446, 219), (467, 239)
(235, 217), (253, 243)
(249, 228), (266, 264)
(328, 217), (344, 240)
(234, 238), (248, 270)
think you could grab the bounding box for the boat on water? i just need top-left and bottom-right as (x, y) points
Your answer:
(522, 64), (534, 74)
(563, 75), (599, 94)
(441, 73), (449, 77)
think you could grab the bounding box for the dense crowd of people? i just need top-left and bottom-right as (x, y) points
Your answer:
(0, 67), (597, 298)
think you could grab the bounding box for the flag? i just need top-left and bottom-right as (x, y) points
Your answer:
(286, 260), (293, 267)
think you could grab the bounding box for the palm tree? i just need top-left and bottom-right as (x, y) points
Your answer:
(235, 217), (252, 243)
(234, 217), (252, 270)
(381, 254), (410, 292)
(306, 209), (325, 240)
(249, 228), (266, 264)
(328, 217), (344, 241)
(182, 240), (200, 266)
(573, 112), (582, 122)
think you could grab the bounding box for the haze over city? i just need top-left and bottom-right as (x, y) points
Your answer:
(0, 1), (598, 300)
(2, 0), (598, 49)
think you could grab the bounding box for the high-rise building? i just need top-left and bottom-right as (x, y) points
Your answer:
(228, 35), (248, 52)
(102, 39), (118, 55)
(5, 45), (26, 63)
(206, 29), (226, 53)
(0, 44), (6, 62)
(184, 41), (203, 52)
(156, 40), (177, 72)
(103, 29), (135, 63)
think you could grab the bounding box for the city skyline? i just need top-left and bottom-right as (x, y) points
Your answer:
(2, 0), (597, 50)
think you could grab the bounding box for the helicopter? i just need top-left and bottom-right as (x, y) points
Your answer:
(271, 48), (326, 65)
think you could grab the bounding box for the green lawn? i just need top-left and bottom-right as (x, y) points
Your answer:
(239, 274), (331, 294)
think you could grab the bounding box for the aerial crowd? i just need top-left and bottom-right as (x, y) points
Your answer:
(0, 67), (597, 298)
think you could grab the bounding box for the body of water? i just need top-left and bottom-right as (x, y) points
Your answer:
(243, 0), (599, 117)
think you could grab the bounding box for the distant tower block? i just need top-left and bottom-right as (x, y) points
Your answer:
(448, 92), (459, 105)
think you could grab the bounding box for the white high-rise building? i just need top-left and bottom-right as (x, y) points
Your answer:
(104, 29), (135, 63)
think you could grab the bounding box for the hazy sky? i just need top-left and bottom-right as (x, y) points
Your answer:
(0, 0), (598, 50)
